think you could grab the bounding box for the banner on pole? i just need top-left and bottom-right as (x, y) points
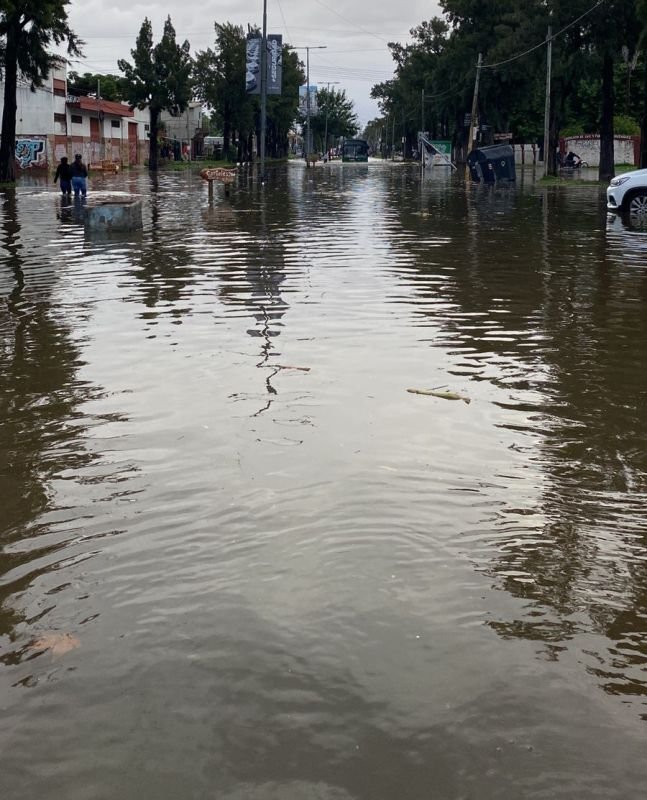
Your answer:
(299, 85), (318, 115)
(266, 34), (283, 95)
(246, 35), (261, 94)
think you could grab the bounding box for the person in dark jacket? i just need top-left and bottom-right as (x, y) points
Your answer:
(53, 156), (72, 195)
(70, 153), (88, 197)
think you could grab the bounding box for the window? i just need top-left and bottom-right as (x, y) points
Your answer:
(111, 120), (121, 129)
(54, 113), (66, 124)
(144, 124), (150, 132)
(71, 114), (82, 125)
(53, 87), (66, 97)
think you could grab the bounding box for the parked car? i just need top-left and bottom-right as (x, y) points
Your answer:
(606, 168), (647, 218)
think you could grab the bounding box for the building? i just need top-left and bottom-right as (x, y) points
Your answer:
(160, 102), (205, 158)
(7, 67), (150, 171)
(63, 92), (149, 167)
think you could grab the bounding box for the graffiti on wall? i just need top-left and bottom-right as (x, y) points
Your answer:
(15, 137), (47, 169)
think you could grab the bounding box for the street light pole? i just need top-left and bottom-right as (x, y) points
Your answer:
(260, 0), (268, 182)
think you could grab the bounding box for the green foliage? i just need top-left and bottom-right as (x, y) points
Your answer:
(559, 124), (585, 138)
(0, 0), (82, 181)
(68, 71), (124, 101)
(118, 17), (193, 170)
(194, 23), (250, 155)
(614, 114), (640, 135)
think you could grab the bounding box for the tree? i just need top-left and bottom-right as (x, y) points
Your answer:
(118, 17), (192, 171)
(306, 88), (359, 151)
(194, 22), (304, 161)
(637, 0), (647, 167)
(0, 0), (82, 183)
(362, 117), (387, 154)
(67, 71), (124, 101)
(194, 23), (249, 159)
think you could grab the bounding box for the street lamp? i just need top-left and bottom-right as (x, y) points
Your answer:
(260, 0), (268, 182)
(293, 45), (326, 156)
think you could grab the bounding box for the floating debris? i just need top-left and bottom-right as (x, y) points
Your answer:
(29, 632), (81, 658)
(407, 388), (471, 404)
(274, 365), (311, 372)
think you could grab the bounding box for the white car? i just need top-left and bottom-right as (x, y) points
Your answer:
(606, 168), (647, 217)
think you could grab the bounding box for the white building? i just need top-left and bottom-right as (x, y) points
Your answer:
(6, 66), (150, 170)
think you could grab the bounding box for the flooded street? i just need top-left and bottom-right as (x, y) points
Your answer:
(1, 162), (646, 798)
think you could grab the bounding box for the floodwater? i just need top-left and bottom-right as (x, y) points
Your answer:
(1, 163), (646, 799)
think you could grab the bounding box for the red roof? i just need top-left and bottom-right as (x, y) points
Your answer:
(67, 96), (134, 118)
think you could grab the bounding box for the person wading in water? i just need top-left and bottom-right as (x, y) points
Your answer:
(70, 153), (88, 198)
(53, 156), (72, 196)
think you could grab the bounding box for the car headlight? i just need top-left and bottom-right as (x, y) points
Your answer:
(610, 176), (631, 187)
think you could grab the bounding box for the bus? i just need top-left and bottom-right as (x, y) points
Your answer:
(341, 139), (369, 163)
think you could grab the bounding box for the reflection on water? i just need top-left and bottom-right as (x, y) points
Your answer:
(1, 165), (646, 799)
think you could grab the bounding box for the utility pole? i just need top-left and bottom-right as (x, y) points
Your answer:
(391, 114), (395, 161)
(186, 107), (191, 163)
(323, 81), (340, 157)
(466, 52), (482, 177)
(260, 0), (268, 182)
(421, 88), (425, 135)
(543, 26), (553, 177)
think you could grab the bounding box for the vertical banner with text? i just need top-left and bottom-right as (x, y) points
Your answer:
(266, 34), (283, 95)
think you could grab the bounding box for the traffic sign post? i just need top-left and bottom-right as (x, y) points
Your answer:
(200, 168), (237, 199)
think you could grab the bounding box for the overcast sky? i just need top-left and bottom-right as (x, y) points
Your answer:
(67, 0), (443, 125)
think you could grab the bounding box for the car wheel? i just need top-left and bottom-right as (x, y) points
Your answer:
(628, 191), (647, 218)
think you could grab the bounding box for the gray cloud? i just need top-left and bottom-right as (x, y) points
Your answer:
(67, 1), (443, 123)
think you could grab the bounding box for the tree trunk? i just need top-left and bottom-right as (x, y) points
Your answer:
(148, 108), (160, 171)
(0, 29), (19, 183)
(599, 51), (615, 183)
(641, 61), (647, 169)
(223, 106), (231, 157)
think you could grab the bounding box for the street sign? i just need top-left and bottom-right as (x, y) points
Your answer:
(200, 168), (236, 184)
(494, 132), (512, 141)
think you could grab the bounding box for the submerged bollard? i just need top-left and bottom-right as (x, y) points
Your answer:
(84, 198), (143, 232)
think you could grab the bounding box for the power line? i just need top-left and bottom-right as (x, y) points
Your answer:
(308, 0), (393, 45)
(273, 0), (293, 46)
(76, 26), (411, 41)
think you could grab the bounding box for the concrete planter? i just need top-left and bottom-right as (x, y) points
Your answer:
(84, 198), (143, 232)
